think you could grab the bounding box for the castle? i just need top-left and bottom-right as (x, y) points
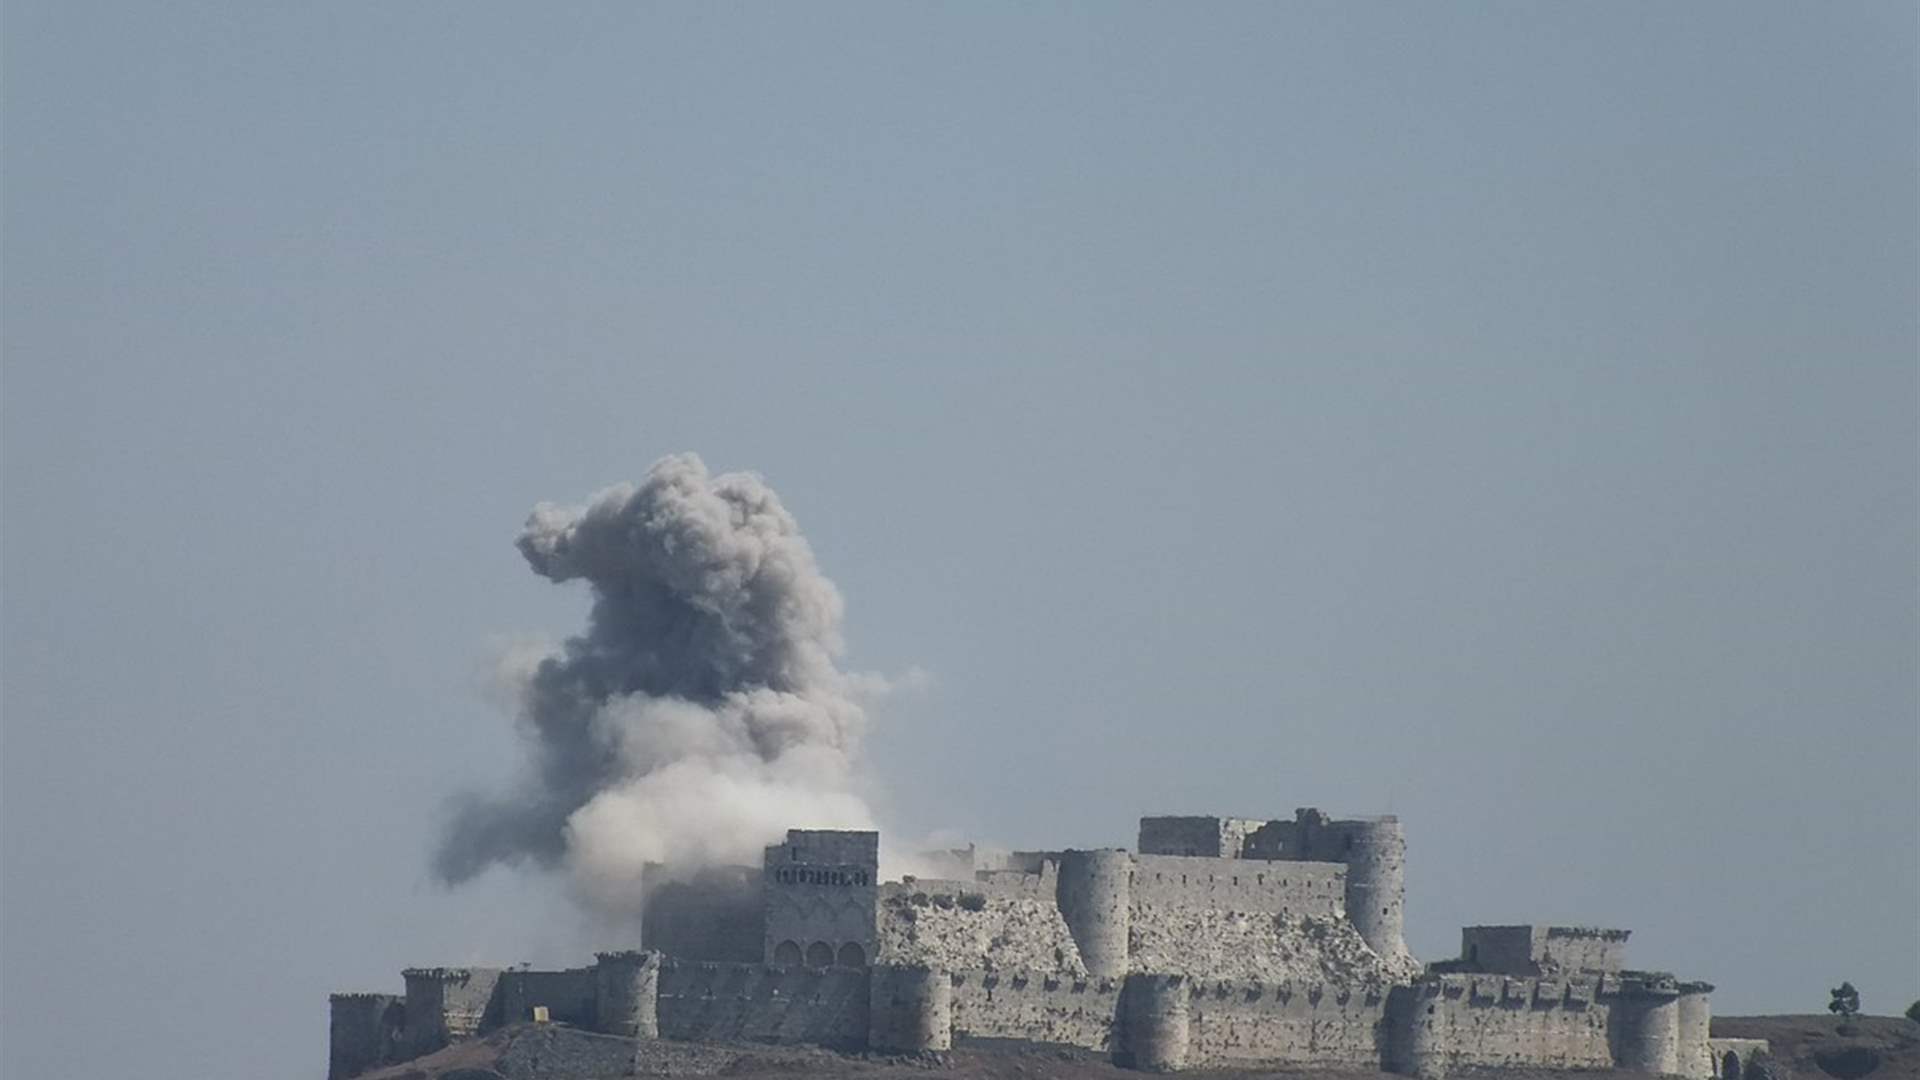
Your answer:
(330, 808), (1768, 1078)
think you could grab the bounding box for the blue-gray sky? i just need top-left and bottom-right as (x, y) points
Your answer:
(3, 4), (1914, 1078)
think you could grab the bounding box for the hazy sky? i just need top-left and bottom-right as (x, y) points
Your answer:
(3, 4), (1915, 1078)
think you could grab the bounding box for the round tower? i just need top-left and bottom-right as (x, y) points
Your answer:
(1056, 849), (1133, 979)
(1677, 983), (1714, 1079)
(868, 965), (952, 1053)
(1612, 980), (1681, 1075)
(1338, 819), (1410, 965)
(1119, 974), (1190, 1072)
(593, 950), (660, 1038)
(1387, 981), (1448, 1080)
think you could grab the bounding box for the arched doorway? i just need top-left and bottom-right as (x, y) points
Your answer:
(1723, 1051), (1743, 1080)
(773, 940), (802, 965)
(805, 941), (835, 967)
(836, 942), (866, 968)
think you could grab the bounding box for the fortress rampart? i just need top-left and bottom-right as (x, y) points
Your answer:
(655, 959), (867, 1048)
(500, 968), (597, 1029)
(1130, 853), (1345, 917)
(948, 968), (1123, 1049)
(1184, 975), (1393, 1069)
(331, 808), (1747, 1079)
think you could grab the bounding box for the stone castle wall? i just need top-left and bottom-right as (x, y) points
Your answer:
(876, 870), (1086, 975)
(1398, 975), (1616, 1073)
(1710, 1038), (1771, 1079)
(654, 960), (869, 1049)
(1137, 816), (1268, 858)
(1132, 853), (1345, 916)
(334, 811), (1734, 1080)
(497, 968), (596, 1027)
(1184, 976), (1392, 1069)
(1138, 810), (1411, 969)
(1453, 926), (1632, 976)
(948, 967), (1122, 1049)
(1457, 926), (1538, 974)
(1541, 927), (1630, 974)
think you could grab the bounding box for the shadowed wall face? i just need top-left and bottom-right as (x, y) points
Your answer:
(642, 865), (763, 962)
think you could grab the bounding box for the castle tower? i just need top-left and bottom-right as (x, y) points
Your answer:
(1119, 974), (1191, 1072)
(328, 993), (403, 1080)
(400, 969), (460, 1058)
(1387, 982), (1449, 1080)
(593, 950), (660, 1038)
(763, 829), (880, 967)
(1339, 817), (1410, 965)
(1252, 809), (1410, 964)
(1611, 977), (1682, 1075)
(868, 965), (952, 1053)
(1677, 983), (1715, 1079)
(1056, 849), (1133, 978)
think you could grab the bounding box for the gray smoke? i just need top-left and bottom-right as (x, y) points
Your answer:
(435, 454), (878, 911)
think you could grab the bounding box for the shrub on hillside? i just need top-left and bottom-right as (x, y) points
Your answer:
(1747, 1050), (1794, 1080)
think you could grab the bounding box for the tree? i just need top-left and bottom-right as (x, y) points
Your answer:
(1904, 998), (1919, 1025)
(1829, 982), (1861, 1033)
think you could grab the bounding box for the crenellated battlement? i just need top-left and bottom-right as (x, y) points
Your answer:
(400, 967), (472, 981)
(332, 807), (1736, 1080)
(1546, 926), (1632, 941)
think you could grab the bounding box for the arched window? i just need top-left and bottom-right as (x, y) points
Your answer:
(773, 940), (803, 965)
(837, 942), (866, 968)
(805, 941), (835, 967)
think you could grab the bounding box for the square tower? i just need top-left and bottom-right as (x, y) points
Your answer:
(762, 829), (879, 968)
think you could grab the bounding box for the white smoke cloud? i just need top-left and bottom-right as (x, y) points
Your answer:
(435, 454), (888, 913)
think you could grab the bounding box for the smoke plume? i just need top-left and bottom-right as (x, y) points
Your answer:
(435, 454), (879, 911)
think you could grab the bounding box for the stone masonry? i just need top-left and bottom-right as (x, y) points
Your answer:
(330, 807), (1747, 1079)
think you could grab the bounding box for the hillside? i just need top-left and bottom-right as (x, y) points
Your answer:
(350, 1015), (1920, 1080)
(1712, 1016), (1920, 1080)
